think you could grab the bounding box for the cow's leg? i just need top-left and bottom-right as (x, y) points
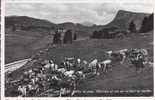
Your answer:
(71, 90), (75, 96)
(120, 55), (126, 64)
(59, 88), (64, 97)
(101, 64), (104, 73)
(59, 89), (62, 97)
(140, 62), (145, 73)
(108, 64), (112, 71)
(24, 89), (27, 97)
(103, 64), (107, 73)
(96, 65), (100, 75)
(135, 63), (140, 73)
(71, 82), (76, 96)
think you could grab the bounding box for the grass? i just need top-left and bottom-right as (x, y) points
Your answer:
(5, 31), (153, 97)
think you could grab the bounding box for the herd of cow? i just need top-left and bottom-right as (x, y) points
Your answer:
(7, 48), (152, 97)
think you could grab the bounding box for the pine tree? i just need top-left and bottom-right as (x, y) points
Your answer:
(147, 13), (153, 31)
(53, 30), (61, 44)
(73, 33), (77, 40)
(63, 30), (73, 44)
(139, 14), (153, 33)
(128, 20), (136, 33)
(139, 17), (148, 33)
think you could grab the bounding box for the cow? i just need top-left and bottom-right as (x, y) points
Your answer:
(88, 59), (99, 75)
(75, 71), (86, 80)
(17, 85), (27, 97)
(64, 70), (75, 78)
(128, 49), (148, 73)
(88, 59), (98, 68)
(106, 49), (128, 64)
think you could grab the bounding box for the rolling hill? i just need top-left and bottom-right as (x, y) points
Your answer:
(5, 16), (57, 29)
(105, 10), (150, 30)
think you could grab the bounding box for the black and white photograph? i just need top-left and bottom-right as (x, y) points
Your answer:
(4, 0), (154, 98)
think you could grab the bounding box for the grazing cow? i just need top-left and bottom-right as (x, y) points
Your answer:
(98, 59), (112, 73)
(89, 59), (98, 68)
(75, 71), (86, 79)
(88, 59), (98, 75)
(128, 49), (147, 72)
(18, 85), (27, 97)
(64, 70), (75, 78)
(106, 49), (128, 64)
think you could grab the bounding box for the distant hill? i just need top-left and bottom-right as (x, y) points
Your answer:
(5, 10), (151, 37)
(5, 16), (57, 29)
(105, 10), (150, 30)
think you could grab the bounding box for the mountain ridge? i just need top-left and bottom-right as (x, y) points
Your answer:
(6, 10), (151, 31)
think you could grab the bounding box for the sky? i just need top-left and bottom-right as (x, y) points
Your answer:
(5, 2), (154, 25)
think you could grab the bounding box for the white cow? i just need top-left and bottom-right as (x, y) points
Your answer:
(106, 49), (128, 64)
(64, 70), (75, 77)
(88, 59), (98, 74)
(88, 59), (98, 68)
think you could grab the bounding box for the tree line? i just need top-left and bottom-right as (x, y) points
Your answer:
(53, 29), (77, 44)
(128, 13), (153, 33)
(91, 13), (154, 39)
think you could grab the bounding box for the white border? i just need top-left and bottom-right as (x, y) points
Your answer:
(1, 0), (155, 100)
(1, 0), (5, 99)
(5, 0), (154, 3)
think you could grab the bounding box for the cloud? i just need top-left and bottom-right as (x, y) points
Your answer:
(6, 3), (154, 25)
